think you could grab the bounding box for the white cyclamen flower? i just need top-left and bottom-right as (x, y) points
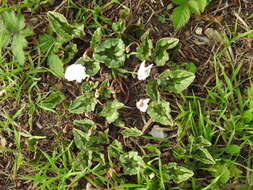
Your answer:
(64, 64), (89, 83)
(136, 98), (150, 112)
(137, 61), (153, 80)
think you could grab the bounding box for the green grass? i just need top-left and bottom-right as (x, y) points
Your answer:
(0, 0), (253, 189)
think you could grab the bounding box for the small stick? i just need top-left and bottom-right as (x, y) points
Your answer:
(142, 118), (154, 133)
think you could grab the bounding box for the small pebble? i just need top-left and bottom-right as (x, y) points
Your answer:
(149, 125), (167, 138)
(0, 89), (6, 97)
(195, 27), (203, 35)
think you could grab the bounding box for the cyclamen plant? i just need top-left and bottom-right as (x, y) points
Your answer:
(42, 11), (196, 178)
(44, 11), (195, 127)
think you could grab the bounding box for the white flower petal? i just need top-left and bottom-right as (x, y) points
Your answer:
(149, 125), (167, 138)
(137, 61), (153, 80)
(136, 98), (150, 112)
(64, 64), (89, 83)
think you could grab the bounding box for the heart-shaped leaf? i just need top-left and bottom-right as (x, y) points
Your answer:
(100, 100), (124, 123)
(69, 92), (97, 114)
(136, 30), (153, 61)
(159, 69), (195, 93)
(47, 54), (64, 78)
(153, 38), (179, 66)
(93, 38), (125, 69)
(147, 100), (173, 125)
(47, 11), (84, 43)
(170, 5), (190, 29)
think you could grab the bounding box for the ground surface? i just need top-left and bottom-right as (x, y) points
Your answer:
(0, 0), (253, 189)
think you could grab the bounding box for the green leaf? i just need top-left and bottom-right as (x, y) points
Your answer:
(197, 0), (208, 12)
(223, 144), (241, 155)
(108, 140), (124, 159)
(136, 30), (153, 61)
(113, 119), (125, 127)
(0, 12), (32, 65)
(171, 5), (191, 29)
(112, 19), (126, 34)
(171, 62), (197, 73)
(142, 145), (161, 157)
(248, 13), (253, 19)
(119, 151), (145, 175)
(98, 79), (111, 98)
(75, 150), (93, 169)
(73, 119), (96, 132)
(47, 11), (84, 43)
(188, 0), (201, 14)
(121, 127), (142, 137)
(93, 38), (125, 69)
(194, 136), (212, 147)
(210, 164), (231, 184)
(63, 42), (78, 63)
(74, 57), (100, 77)
(68, 92), (97, 114)
(242, 109), (253, 123)
(1, 11), (25, 33)
(47, 54), (64, 78)
(188, 0), (207, 14)
(119, 8), (130, 19)
(11, 28), (33, 65)
(159, 69), (195, 93)
(91, 27), (103, 49)
(164, 162), (194, 183)
(229, 164), (242, 178)
(81, 81), (99, 92)
(194, 147), (216, 164)
(172, 0), (186, 5)
(146, 80), (160, 101)
(184, 62), (197, 73)
(153, 38), (179, 66)
(72, 129), (90, 149)
(38, 34), (55, 53)
(100, 100), (124, 123)
(85, 61), (100, 76)
(147, 100), (173, 125)
(0, 30), (11, 49)
(39, 90), (65, 112)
